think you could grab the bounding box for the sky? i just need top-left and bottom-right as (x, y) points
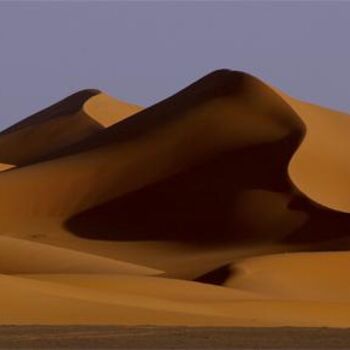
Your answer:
(0, 1), (350, 130)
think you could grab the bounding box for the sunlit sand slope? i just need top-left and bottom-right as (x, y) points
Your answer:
(224, 252), (350, 302)
(0, 236), (161, 275)
(0, 273), (348, 327)
(280, 93), (350, 212)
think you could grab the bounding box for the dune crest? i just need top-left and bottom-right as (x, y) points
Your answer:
(0, 90), (142, 166)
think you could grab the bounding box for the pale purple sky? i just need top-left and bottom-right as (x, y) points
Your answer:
(0, 1), (349, 130)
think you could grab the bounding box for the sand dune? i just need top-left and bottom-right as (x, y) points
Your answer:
(0, 235), (161, 275)
(224, 251), (350, 302)
(0, 90), (141, 166)
(0, 69), (349, 327)
(1, 273), (350, 327)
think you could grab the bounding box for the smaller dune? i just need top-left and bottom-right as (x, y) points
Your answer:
(1, 273), (350, 327)
(224, 251), (350, 302)
(0, 91), (142, 166)
(0, 274), (258, 325)
(20, 274), (261, 303)
(0, 236), (161, 275)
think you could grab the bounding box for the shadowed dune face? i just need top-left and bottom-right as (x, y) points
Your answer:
(0, 90), (101, 166)
(66, 135), (306, 244)
(66, 136), (350, 246)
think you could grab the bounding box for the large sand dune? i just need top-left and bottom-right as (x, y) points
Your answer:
(0, 69), (350, 327)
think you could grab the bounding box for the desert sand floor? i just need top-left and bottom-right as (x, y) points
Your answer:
(0, 70), (350, 328)
(1, 326), (350, 349)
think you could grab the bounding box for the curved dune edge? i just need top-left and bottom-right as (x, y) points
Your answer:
(269, 87), (350, 213)
(224, 251), (350, 302)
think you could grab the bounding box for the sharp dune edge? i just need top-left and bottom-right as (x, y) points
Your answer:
(1, 69), (350, 326)
(0, 163), (13, 172)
